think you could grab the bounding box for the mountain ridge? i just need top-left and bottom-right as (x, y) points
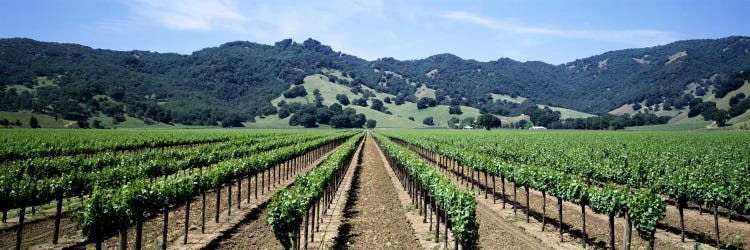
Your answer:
(1, 36), (749, 127)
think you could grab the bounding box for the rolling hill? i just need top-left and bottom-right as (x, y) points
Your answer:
(1, 36), (750, 129)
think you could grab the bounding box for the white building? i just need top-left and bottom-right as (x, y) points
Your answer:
(529, 126), (547, 130)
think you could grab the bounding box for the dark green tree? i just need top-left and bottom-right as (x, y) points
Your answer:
(29, 116), (40, 128)
(477, 114), (501, 130)
(221, 114), (245, 128)
(422, 116), (434, 126)
(370, 98), (385, 112)
(447, 117), (460, 129)
(336, 94), (350, 105)
(449, 105), (463, 114)
(365, 119), (377, 129)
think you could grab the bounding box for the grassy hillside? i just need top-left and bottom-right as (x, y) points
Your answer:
(253, 72), (525, 129)
(0, 111), (181, 129)
(537, 104), (596, 119)
(491, 93), (527, 104)
(615, 80), (750, 130)
(0, 111), (71, 128)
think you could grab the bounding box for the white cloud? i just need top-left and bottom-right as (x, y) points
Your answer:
(440, 11), (679, 46)
(128, 0), (246, 31)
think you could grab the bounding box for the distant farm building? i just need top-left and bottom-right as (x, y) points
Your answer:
(529, 126), (547, 130)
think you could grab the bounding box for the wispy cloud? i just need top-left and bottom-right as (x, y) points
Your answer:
(440, 11), (679, 46)
(127, 0), (246, 31)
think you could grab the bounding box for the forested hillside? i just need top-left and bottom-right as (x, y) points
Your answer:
(1, 36), (749, 126)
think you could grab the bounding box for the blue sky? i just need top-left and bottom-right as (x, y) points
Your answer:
(1, 0), (748, 64)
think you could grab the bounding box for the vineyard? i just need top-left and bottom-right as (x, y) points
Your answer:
(0, 129), (748, 250)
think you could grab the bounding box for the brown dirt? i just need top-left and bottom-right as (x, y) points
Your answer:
(210, 202), (282, 250)
(0, 212), (78, 250)
(331, 135), (422, 249)
(473, 199), (556, 250)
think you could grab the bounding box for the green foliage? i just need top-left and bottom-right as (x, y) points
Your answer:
(335, 94), (350, 105)
(29, 116), (39, 128)
(267, 133), (363, 248)
(2, 37), (750, 127)
(280, 101), (368, 128)
(447, 117), (460, 129)
(365, 119), (377, 129)
(283, 85), (308, 98)
(373, 134), (478, 248)
(589, 185), (628, 217)
(378, 130), (749, 243)
(370, 98), (386, 112)
(422, 116), (434, 126)
(476, 114), (501, 130)
(221, 113), (245, 128)
(0, 130), (355, 225)
(627, 190), (666, 241)
(448, 105), (462, 115)
(76, 131), (359, 238)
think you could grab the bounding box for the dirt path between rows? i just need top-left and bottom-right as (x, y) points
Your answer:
(332, 134), (422, 249)
(211, 138), (366, 250)
(210, 202), (282, 250)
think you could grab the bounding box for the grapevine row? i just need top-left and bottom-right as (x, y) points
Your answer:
(373, 133), (480, 249)
(0, 129), (278, 162)
(382, 131), (665, 249)
(78, 131), (358, 249)
(387, 130), (750, 246)
(266, 133), (364, 250)
(0, 132), (331, 215)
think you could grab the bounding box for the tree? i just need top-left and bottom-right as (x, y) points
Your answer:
(449, 105), (463, 114)
(417, 98), (429, 109)
(336, 94), (350, 105)
(695, 87), (707, 96)
(370, 98), (385, 112)
(353, 114), (367, 127)
(448, 117), (460, 129)
(92, 119), (104, 129)
(278, 108), (291, 119)
(310, 89), (325, 107)
(422, 116), (434, 126)
(383, 97), (391, 103)
(460, 117), (475, 128)
(477, 114), (501, 130)
(365, 119), (377, 129)
(632, 103), (642, 110)
(221, 114), (245, 128)
(352, 98), (368, 107)
(77, 120), (89, 129)
(29, 116), (40, 128)
(713, 110), (730, 127)
(518, 119), (529, 129)
(283, 85), (308, 98)
(394, 95), (405, 105)
(316, 107), (332, 124)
